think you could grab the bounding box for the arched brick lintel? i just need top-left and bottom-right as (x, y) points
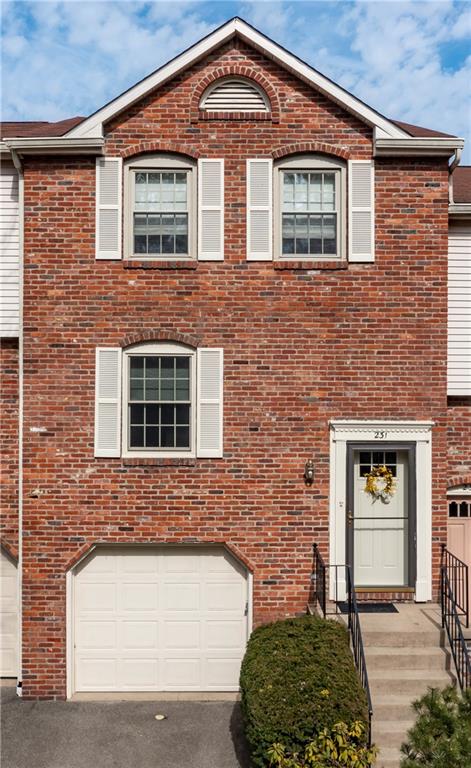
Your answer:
(121, 330), (202, 349)
(119, 142), (201, 160)
(191, 65), (280, 122)
(447, 475), (471, 491)
(65, 540), (256, 574)
(272, 142), (351, 160)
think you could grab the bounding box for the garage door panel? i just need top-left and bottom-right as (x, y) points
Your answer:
(121, 582), (158, 612)
(163, 582), (200, 611)
(77, 620), (116, 649)
(1, 550), (18, 676)
(163, 621), (200, 649)
(121, 621), (158, 650)
(73, 546), (248, 692)
(77, 553), (117, 576)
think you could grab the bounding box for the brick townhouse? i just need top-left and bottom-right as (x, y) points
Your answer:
(0, 18), (470, 699)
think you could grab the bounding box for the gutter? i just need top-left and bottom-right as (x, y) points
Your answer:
(10, 149), (23, 697)
(449, 203), (471, 218)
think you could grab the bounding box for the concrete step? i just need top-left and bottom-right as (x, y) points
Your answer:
(365, 646), (449, 671)
(369, 669), (453, 696)
(363, 630), (442, 648)
(372, 719), (414, 749)
(373, 695), (418, 720)
(375, 746), (402, 768)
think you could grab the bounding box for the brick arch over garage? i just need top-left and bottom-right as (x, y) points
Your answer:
(120, 142), (200, 160)
(272, 141), (351, 160)
(121, 330), (202, 349)
(191, 65), (280, 122)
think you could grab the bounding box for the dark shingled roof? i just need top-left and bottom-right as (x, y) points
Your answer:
(391, 120), (457, 139)
(452, 167), (471, 204)
(0, 116), (85, 138)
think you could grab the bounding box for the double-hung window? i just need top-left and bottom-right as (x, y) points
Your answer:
(125, 155), (196, 260)
(124, 343), (195, 456)
(275, 155), (345, 261)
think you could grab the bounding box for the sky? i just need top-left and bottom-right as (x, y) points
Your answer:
(1, 0), (470, 161)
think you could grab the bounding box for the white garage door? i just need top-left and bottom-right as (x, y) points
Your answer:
(0, 549), (18, 677)
(73, 546), (249, 692)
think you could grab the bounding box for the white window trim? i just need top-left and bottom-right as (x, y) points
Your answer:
(274, 155), (346, 261)
(124, 155), (197, 261)
(121, 342), (196, 459)
(329, 420), (434, 603)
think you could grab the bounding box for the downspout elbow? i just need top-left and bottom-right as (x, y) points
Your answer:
(449, 147), (462, 203)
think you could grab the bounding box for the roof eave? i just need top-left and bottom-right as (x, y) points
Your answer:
(66, 17), (408, 141)
(2, 137), (105, 155)
(449, 203), (471, 218)
(374, 137), (465, 157)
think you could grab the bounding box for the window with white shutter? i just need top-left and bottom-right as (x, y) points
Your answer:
(96, 342), (224, 459)
(448, 224), (471, 396)
(96, 158), (122, 260)
(247, 159), (273, 261)
(198, 159), (224, 260)
(348, 160), (375, 262)
(124, 155), (196, 260)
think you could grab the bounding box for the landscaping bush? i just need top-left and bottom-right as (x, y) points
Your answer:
(400, 685), (471, 768)
(267, 721), (377, 767)
(240, 615), (369, 767)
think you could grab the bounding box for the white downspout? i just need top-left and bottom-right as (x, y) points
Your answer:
(448, 147), (462, 203)
(11, 148), (23, 697)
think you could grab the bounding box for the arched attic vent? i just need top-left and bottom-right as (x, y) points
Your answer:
(200, 78), (270, 113)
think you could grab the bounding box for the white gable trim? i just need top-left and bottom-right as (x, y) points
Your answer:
(66, 18), (408, 141)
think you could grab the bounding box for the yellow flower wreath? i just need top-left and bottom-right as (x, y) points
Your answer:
(364, 464), (396, 503)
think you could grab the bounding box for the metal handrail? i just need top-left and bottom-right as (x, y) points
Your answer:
(440, 544), (469, 628)
(311, 544), (373, 747)
(440, 566), (471, 690)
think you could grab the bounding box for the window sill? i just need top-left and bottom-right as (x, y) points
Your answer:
(195, 110), (276, 122)
(274, 260), (347, 271)
(122, 457), (197, 467)
(124, 260), (198, 270)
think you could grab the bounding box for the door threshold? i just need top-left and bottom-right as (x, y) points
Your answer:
(71, 691), (240, 702)
(356, 586), (415, 593)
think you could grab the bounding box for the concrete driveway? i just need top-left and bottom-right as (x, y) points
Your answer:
(1, 687), (251, 768)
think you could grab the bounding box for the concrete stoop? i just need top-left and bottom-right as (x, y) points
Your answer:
(361, 604), (454, 768)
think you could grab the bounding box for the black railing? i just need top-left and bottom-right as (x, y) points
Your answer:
(440, 555), (471, 690)
(440, 544), (469, 628)
(311, 544), (373, 747)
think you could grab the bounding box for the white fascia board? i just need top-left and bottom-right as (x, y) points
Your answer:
(375, 137), (465, 157)
(449, 204), (471, 218)
(0, 143), (12, 156)
(3, 137), (105, 155)
(66, 17), (408, 141)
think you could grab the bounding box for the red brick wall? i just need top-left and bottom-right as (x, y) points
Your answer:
(447, 398), (471, 487)
(20, 42), (450, 698)
(0, 339), (19, 558)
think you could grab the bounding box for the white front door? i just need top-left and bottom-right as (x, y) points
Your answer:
(73, 546), (249, 693)
(0, 549), (18, 677)
(351, 449), (410, 587)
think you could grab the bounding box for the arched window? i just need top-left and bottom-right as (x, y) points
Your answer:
(200, 78), (270, 113)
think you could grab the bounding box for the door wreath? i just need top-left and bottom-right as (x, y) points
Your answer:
(364, 465), (396, 503)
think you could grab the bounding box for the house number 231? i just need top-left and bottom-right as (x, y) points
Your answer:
(374, 431), (388, 439)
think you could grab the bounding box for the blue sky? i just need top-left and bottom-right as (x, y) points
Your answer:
(2, 1), (470, 161)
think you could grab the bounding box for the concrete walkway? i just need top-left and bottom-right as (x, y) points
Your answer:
(1, 687), (251, 768)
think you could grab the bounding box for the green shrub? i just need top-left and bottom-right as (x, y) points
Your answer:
(240, 615), (368, 767)
(267, 721), (377, 767)
(400, 685), (471, 768)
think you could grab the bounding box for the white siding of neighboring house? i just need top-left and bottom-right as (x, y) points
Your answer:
(448, 223), (471, 396)
(0, 160), (20, 337)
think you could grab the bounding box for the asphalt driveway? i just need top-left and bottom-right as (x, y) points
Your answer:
(1, 687), (251, 768)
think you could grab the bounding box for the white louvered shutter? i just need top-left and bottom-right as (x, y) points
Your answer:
(448, 225), (471, 396)
(198, 159), (224, 260)
(247, 159), (272, 260)
(202, 80), (268, 112)
(197, 348), (223, 458)
(95, 348), (122, 457)
(348, 160), (375, 262)
(96, 157), (122, 259)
